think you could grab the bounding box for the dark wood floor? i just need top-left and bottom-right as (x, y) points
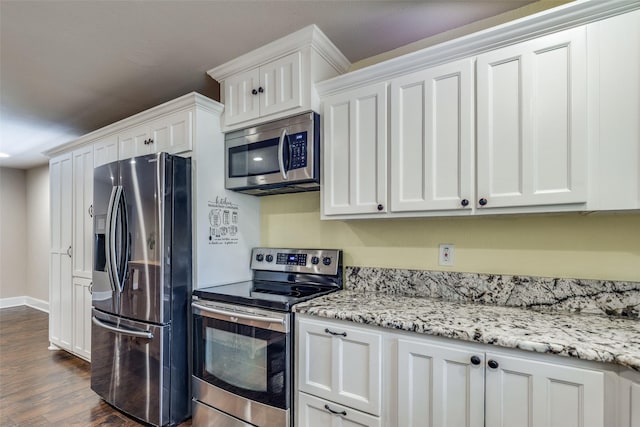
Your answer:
(0, 306), (192, 426)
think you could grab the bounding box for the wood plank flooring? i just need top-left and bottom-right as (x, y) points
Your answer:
(0, 306), (192, 426)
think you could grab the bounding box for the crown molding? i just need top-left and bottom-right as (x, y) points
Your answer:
(317, 0), (640, 97)
(207, 24), (350, 82)
(44, 92), (223, 157)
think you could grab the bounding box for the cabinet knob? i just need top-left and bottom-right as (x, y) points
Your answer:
(148, 138), (154, 145)
(461, 199), (469, 207)
(470, 355), (481, 365)
(324, 404), (347, 416)
(324, 328), (347, 337)
(251, 89), (258, 95)
(377, 204), (384, 211)
(258, 86), (264, 93)
(478, 198), (488, 206)
(487, 359), (499, 369)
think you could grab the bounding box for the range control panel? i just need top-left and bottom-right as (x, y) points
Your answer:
(251, 248), (341, 275)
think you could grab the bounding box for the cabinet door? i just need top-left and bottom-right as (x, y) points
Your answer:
(298, 317), (382, 415)
(118, 124), (151, 160)
(49, 153), (73, 351)
(260, 51), (302, 117)
(391, 59), (474, 212)
(72, 277), (92, 361)
(485, 352), (605, 427)
(476, 26), (587, 209)
(149, 110), (193, 155)
(72, 146), (93, 279)
(224, 67), (261, 127)
(397, 339), (484, 427)
(93, 134), (118, 167)
(297, 392), (382, 427)
(322, 83), (388, 216)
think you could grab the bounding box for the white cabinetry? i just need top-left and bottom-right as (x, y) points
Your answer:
(72, 277), (92, 360)
(72, 145), (93, 279)
(484, 351), (605, 427)
(118, 110), (192, 160)
(208, 25), (349, 132)
(224, 52), (302, 127)
(93, 134), (118, 167)
(397, 338), (484, 427)
(390, 58), (474, 213)
(49, 153), (73, 352)
(322, 83), (387, 216)
(297, 316), (382, 427)
(476, 26), (587, 210)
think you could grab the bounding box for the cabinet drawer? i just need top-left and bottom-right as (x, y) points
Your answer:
(297, 392), (382, 427)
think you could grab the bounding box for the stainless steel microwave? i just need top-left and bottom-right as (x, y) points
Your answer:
(224, 112), (320, 196)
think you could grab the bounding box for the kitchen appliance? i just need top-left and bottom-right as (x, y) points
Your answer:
(91, 152), (192, 426)
(191, 247), (343, 427)
(224, 112), (320, 195)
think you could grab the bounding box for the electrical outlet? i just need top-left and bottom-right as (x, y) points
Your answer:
(439, 244), (455, 266)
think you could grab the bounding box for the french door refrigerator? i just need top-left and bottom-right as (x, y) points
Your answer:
(91, 152), (192, 426)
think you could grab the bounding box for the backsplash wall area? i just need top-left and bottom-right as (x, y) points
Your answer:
(260, 192), (640, 282)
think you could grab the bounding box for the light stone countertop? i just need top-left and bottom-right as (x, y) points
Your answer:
(293, 290), (640, 371)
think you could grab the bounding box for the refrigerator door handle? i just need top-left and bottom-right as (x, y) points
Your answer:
(92, 316), (154, 339)
(116, 187), (130, 291)
(105, 186), (120, 293)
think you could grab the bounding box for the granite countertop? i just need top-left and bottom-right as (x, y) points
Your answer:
(293, 289), (640, 371)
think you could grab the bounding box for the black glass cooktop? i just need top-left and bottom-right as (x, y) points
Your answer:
(193, 280), (339, 312)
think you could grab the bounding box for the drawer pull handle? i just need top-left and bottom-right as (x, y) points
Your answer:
(324, 404), (347, 416)
(324, 328), (347, 337)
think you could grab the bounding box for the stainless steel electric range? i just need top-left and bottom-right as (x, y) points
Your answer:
(191, 247), (343, 427)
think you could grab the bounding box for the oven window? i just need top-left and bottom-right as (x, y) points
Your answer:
(194, 314), (289, 409)
(205, 328), (268, 392)
(229, 137), (281, 178)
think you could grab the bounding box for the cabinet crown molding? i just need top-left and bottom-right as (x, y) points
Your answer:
(45, 92), (222, 157)
(316, 0), (640, 96)
(207, 24), (350, 82)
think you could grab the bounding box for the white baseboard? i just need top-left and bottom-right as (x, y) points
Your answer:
(0, 296), (49, 313)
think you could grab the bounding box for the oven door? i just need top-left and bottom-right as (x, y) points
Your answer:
(192, 300), (290, 426)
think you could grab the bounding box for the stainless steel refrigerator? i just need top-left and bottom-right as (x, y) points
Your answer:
(91, 152), (192, 426)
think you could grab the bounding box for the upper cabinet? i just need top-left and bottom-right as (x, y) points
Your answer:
(318, 2), (640, 219)
(118, 109), (192, 160)
(208, 25), (350, 132)
(476, 27), (587, 211)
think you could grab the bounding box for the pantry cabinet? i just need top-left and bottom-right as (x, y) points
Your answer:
(476, 26), (587, 210)
(297, 316), (382, 418)
(390, 58), (474, 213)
(72, 277), (92, 360)
(49, 152), (73, 352)
(208, 25), (350, 132)
(72, 145), (94, 279)
(322, 83), (388, 216)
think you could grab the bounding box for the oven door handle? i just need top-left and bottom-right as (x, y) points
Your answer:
(192, 302), (286, 326)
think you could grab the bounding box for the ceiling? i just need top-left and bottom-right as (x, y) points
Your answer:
(0, 0), (541, 169)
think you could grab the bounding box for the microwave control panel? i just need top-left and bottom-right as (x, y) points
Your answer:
(289, 131), (307, 169)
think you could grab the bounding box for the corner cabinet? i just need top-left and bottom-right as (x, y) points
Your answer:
(208, 24), (350, 132)
(296, 314), (626, 427)
(476, 26), (587, 211)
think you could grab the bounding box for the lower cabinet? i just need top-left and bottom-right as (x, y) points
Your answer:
(298, 392), (381, 427)
(72, 277), (92, 361)
(296, 315), (622, 427)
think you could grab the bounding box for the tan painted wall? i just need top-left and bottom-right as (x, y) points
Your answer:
(261, 193), (640, 282)
(0, 167), (28, 298)
(26, 165), (50, 301)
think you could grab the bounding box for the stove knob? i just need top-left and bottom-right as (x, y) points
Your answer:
(255, 253), (264, 262)
(311, 256), (320, 265)
(322, 257), (332, 266)
(265, 254), (274, 262)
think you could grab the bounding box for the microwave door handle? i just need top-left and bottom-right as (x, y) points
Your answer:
(277, 129), (288, 180)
